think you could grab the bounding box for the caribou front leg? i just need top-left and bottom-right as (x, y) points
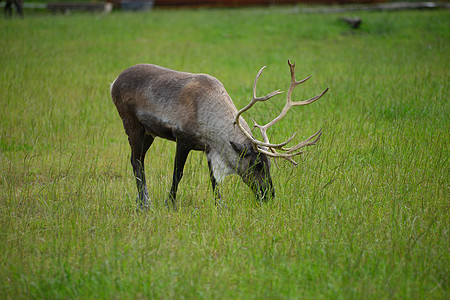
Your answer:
(207, 160), (227, 209)
(166, 142), (191, 211)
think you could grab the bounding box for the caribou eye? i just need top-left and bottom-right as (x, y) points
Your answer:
(230, 141), (252, 158)
(254, 161), (263, 172)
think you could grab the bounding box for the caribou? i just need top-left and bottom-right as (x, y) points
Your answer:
(111, 60), (328, 210)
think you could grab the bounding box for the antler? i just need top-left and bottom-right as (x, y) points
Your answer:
(235, 60), (328, 166)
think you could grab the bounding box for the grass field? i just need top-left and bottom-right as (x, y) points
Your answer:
(1, 6), (449, 299)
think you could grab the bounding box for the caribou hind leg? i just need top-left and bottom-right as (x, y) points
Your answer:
(125, 117), (154, 210)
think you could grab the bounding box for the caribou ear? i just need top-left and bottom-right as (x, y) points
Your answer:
(230, 141), (252, 157)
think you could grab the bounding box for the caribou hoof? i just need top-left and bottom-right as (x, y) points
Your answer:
(164, 198), (178, 211)
(136, 195), (152, 212)
(215, 199), (228, 210)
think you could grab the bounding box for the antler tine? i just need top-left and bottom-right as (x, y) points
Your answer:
(290, 88), (329, 107)
(256, 146), (301, 165)
(234, 66), (284, 148)
(288, 60), (311, 86)
(252, 117), (297, 149)
(283, 129), (322, 154)
(254, 129), (322, 166)
(287, 60), (329, 106)
(236, 66), (283, 119)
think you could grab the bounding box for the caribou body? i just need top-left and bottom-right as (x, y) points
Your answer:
(111, 61), (327, 210)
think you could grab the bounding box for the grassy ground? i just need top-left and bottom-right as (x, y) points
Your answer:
(0, 6), (449, 299)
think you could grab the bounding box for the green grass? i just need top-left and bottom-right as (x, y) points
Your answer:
(1, 6), (449, 299)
